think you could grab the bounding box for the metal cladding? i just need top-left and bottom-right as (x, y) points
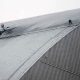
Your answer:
(20, 26), (80, 80)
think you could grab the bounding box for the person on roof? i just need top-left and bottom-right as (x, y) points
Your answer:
(1, 24), (6, 31)
(68, 19), (73, 27)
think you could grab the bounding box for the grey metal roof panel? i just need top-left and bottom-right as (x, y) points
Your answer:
(20, 25), (80, 80)
(20, 60), (80, 80)
(41, 26), (80, 75)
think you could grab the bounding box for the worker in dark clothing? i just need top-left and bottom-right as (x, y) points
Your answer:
(68, 19), (73, 27)
(69, 20), (72, 24)
(1, 24), (6, 31)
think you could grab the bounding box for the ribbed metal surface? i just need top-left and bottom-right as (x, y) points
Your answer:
(20, 26), (80, 80)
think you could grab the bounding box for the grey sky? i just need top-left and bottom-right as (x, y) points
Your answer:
(0, 0), (80, 22)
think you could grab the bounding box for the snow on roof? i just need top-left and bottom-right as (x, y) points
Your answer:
(0, 9), (80, 80)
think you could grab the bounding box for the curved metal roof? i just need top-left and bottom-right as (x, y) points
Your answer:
(0, 8), (80, 80)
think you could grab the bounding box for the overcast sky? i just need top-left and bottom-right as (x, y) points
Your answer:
(0, 0), (80, 23)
